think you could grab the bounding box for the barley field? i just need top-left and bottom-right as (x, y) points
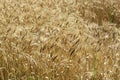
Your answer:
(0, 0), (120, 80)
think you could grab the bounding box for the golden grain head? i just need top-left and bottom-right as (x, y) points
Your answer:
(0, 0), (120, 80)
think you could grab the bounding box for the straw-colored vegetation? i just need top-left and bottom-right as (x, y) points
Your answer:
(0, 0), (120, 80)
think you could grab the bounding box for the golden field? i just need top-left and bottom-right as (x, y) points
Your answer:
(0, 0), (120, 80)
